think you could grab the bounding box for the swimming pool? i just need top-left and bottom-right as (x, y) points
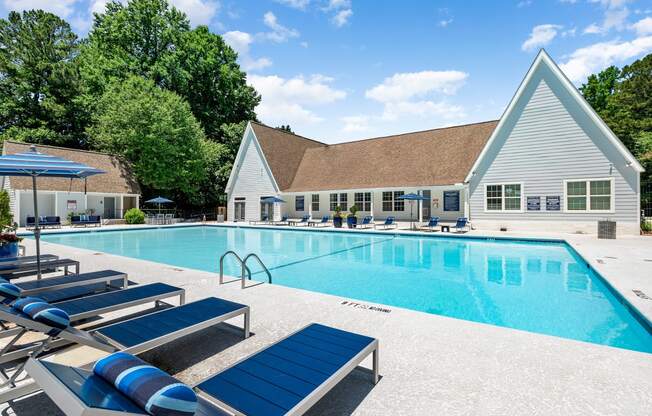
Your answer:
(38, 225), (651, 353)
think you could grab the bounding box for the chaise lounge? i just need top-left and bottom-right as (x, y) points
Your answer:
(0, 256), (80, 280)
(419, 216), (440, 232)
(357, 215), (374, 229)
(375, 216), (397, 230)
(309, 215), (330, 227)
(288, 214), (310, 226)
(24, 323), (379, 416)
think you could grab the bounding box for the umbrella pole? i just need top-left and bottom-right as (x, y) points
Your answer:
(31, 176), (41, 280)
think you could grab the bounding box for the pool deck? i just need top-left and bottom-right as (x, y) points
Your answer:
(6, 223), (652, 415)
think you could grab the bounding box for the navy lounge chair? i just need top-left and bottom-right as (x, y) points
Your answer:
(289, 215), (310, 226)
(71, 215), (101, 227)
(0, 257), (79, 279)
(24, 323), (379, 416)
(375, 216), (396, 230)
(454, 217), (469, 232)
(26, 216), (61, 229)
(420, 216), (440, 232)
(357, 215), (373, 229)
(309, 215), (330, 227)
(0, 297), (250, 402)
(272, 215), (289, 225)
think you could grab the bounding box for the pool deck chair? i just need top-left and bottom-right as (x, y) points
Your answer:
(249, 215), (269, 225)
(24, 323), (379, 416)
(289, 215), (310, 227)
(419, 216), (440, 232)
(0, 297), (250, 402)
(375, 216), (396, 230)
(272, 215), (289, 225)
(11, 270), (128, 299)
(309, 215), (330, 227)
(0, 257), (80, 280)
(357, 215), (373, 229)
(454, 217), (469, 232)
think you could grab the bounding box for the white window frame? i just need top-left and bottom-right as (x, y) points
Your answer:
(563, 178), (615, 213)
(484, 183), (524, 213)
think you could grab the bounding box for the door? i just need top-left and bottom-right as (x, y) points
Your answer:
(103, 197), (116, 219)
(260, 202), (273, 221)
(421, 190), (431, 221)
(234, 200), (246, 221)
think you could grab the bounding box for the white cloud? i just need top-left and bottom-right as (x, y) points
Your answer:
(300, 41), (309, 48)
(438, 18), (453, 28)
(584, 0), (630, 34)
(522, 24), (562, 51)
(223, 31), (272, 71)
(249, 74), (346, 124)
(517, 0), (533, 7)
(261, 11), (299, 42)
(583, 23), (603, 34)
(331, 8), (353, 27)
(168, 0), (220, 26)
(365, 70), (468, 103)
(325, 0), (350, 10)
(380, 100), (465, 121)
(274, 0), (310, 10)
(560, 35), (652, 82)
(631, 16), (652, 35)
(3, 0), (78, 17)
(341, 115), (370, 133)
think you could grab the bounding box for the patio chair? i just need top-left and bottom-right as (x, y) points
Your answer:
(24, 323), (379, 416)
(309, 215), (330, 227)
(289, 214), (310, 226)
(375, 216), (396, 230)
(272, 215), (289, 225)
(155, 213), (165, 225)
(357, 215), (374, 229)
(0, 257), (80, 280)
(419, 216), (440, 232)
(0, 296), (250, 402)
(454, 217), (470, 232)
(44, 216), (61, 229)
(249, 215), (269, 225)
(165, 213), (175, 224)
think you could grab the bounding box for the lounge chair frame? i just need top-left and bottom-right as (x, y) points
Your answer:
(0, 257), (80, 280)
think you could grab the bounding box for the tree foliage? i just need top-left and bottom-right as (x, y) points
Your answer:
(579, 66), (619, 114)
(88, 76), (207, 204)
(80, 0), (259, 141)
(0, 10), (86, 147)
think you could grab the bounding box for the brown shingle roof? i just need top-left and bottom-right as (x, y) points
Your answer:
(2, 141), (140, 194)
(250, 122), (325, 190)
(251, 121), (498, 192)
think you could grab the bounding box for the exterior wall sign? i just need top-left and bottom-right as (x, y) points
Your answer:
(527, 196), (541, 211)
(67, 200), (77, 211)
(546, 196), (561, 211)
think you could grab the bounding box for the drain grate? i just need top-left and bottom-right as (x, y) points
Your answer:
(633, 290), (651, 300)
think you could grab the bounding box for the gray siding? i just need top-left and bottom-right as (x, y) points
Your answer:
(227, 130), (278, 221)
(469, 67), (639, 229)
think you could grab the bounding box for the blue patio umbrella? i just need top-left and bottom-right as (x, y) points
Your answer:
(145, 196), (174, 214)
(260, 196), (285, 220)
(398, 193), (429, 230)
(0, 145), (105, 278)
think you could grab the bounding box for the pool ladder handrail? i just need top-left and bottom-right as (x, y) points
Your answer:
(219, 251), (272, 289)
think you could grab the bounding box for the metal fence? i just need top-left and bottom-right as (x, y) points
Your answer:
(642, 180), (652, 219)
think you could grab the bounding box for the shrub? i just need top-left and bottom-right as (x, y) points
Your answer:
(124, 208), (145, 224)
(0, 190), (13, 229)
(642, 219), (652, 232)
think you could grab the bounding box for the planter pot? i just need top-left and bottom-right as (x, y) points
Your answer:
(347, 216), (357, 228)
(0, 242), (19, 260)
(333, 216), (343, 228)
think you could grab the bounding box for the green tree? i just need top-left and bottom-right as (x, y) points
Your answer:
(0, 190), (13, 227)
(579, 66), (620, 114)
(0, 10), (86, 147)
(80, 0), (259, 141)
(276, 125), (293, 133)
(88, 76), (207, 204)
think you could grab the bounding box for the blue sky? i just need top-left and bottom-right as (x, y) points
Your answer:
(2, 1), (652, 143)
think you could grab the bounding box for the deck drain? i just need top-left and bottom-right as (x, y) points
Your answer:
(633, 290), (651, 300)
(604, 256), (618, 259)
(644, 259), (652, 262)
(596, 259), (605, 264)
(170, 267), (184, 272)
(93, 252), (103, 256)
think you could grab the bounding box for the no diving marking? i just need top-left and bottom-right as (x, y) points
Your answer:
(341, 300), (391, 313)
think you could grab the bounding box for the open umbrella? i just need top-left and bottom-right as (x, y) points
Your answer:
(145, 196), (173, 214)
(260, 196), (285, 221)
(0, 145), (105, 278)
(398, 193), (428, 230)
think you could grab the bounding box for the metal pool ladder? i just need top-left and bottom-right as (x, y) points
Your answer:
(219, 251), (272, 289)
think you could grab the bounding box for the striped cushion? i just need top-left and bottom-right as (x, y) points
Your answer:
(0, 282), (21, 302)
(93, 352), (197, 416)
(11, 297), (70, 335)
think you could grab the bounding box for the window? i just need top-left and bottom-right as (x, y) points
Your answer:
(295, 196), (304, 211)
(382, 192), (393, 211)
(393, 191), (404, 211)
(330, 193), (338, 211)
(485, 184), (522, 211)
(565, 179), (613, 212)
(354, 192), (372, 211)
(339, 193), (348, 211)
(311, 194), (319, 212)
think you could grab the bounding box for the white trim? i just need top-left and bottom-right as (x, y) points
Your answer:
(225, 122), (280, 195)
(483, 182), (525, 213)
(563, 177), (615, 213)
(283, 184), (465, 195)
(465, 49), (644, 184)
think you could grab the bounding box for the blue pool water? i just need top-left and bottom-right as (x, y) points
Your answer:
(39, 226), (651, 353)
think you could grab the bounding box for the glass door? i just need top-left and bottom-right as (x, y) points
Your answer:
(234, 200), (245, 221)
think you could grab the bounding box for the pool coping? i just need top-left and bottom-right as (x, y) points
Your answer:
(25, 221), (652, 337)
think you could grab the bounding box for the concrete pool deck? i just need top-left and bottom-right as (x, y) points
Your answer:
(5, 224), (652, 415)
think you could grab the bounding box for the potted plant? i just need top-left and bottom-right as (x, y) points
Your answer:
(347, 204), (359, 228)
(0, 229), (21, 260)
(333, 206), (344, 228)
